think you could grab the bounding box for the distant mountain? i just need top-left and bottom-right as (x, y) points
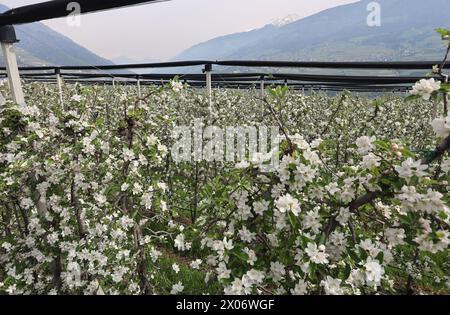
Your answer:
(174, 0), (450, 63)
(111, 56), (142, 65)
(0, 4), (112, 67)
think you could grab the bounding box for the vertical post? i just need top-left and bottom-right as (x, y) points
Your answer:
(136, 75), (142, 106)
(0, 73), (6, 106)
(0, 25), (25, 106)
(55, 68), (64, 107)
(204, 64), (213, 118)
(260, 75), (265, 98)
(444, 74), (449, 116)
(112, 77), (115, 88)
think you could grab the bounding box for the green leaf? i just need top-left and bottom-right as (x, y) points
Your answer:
(347, 250), (359, 263)
(400, 148), (415, 158)
(287, 211), (298, 228)
(374, 140), (390, 150)
(376, 251), (384, 263)
(404, 94), (420, 102)
(436, 28), (450, 40)
(231, 249), (249, 263)
(439, 83), (450, 93)
(343, 263), (351, 279)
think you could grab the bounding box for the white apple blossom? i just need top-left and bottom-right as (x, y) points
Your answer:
(171, 80), (184, 92)
(410, 78), (441, 100)
(121, 183), (129, 191)
(170, 282), (184, 294)
(270, 261), (286, 282)
(246, 269), (265, 285)
(174, 233), (186, 251)
(336, 207), (351, 226)
(216, 262), (231, 280)
(364, 257), (385, 287)
(238, 227), (256, 243)
(361, 153), (381, 170)
(441, 158), (450, 173)
(431, 114), (450, 138)
(253, 200), (269, 216)
(275, 193), (301, 216)
(395, 158), (428, 180)
(321, 276), (343, 295)
(190, 259), (202, 269)
(385, 228), (406, 246)
(172, 263), (180, 274)
(305, 243), (329, 265)
(291, 280), (308, 295)
(356, 136), (376, 155)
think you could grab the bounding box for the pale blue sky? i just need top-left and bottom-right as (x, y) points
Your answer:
(1, 0), (359, 61)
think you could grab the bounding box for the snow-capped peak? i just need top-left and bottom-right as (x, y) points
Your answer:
(270, 14), (300, 27)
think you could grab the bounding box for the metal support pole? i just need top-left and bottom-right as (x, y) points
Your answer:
(55, 68), (64, 107)
(0, 92), (5, 106)
(204, 64), (213, 117)
(260, 76), (265, 98)
(0, 25), (25, 106)
(137, 75), (142, 106)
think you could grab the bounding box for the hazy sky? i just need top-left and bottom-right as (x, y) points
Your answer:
(1, 0), (359, 61)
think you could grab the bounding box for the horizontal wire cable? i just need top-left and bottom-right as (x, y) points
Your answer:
(1, 60), (447, 71)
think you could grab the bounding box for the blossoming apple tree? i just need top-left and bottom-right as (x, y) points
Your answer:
(0, 30), (449, 295)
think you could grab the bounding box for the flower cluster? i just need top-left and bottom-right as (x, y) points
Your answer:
(409, 78), (441, 100)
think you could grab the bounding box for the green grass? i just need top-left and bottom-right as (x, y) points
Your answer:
(152, 256), (223, 295)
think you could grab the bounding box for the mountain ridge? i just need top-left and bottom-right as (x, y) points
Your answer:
(0, 3), (113, 67)
(174, 0), (450, 63)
